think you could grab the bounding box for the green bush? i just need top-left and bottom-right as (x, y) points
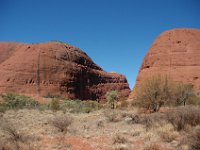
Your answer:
(61, 99), (99, 113)
(38, 104), (49, 111)
(50, 98), (60, 112)
(2, 93), (38, 109)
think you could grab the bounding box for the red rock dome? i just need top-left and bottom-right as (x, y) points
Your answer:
(130, 28), (200, 98)
(0, 41), (130, 100)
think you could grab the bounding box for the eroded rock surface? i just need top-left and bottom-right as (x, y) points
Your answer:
(0, 42), (130, 100)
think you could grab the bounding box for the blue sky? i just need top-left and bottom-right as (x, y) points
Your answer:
(0, 0), (200, 89)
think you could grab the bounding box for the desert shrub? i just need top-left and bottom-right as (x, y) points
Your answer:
(159, 131), (178, 143)
(141, 115), (154, 131)
(117, 100), (129, 109)
(38, 104), (49, 111)
(2, 93), (38, 109)
(0, 119), (26, 150)
(96, 120), (105, 128)
(50, 98), (60, 111)
(0, 103), (7, 113)
(106, 91), (119, 109)
(104, 110), (122, 122)
(113, 134), (128, 144)
(0, 119), (23, 139)
(188, 127), (200, 150)
(51, 115), (73, 133)
(0, 118), (38, 150)
(124, 113), (140, 124)
(167, 106), (200, 131)
(81, 105), (93, 113)
(186, 95), (200, 106)
(134, 75), (174, 112)
(135, 75), (195, 112)
(0, 141), (10, 150)
(61, 99), (99, 113)
(139, 113), (166, 131)
(81, 101), (99, 113)
(61, 99), (80, 111)
(132, 131), (141, 137)
(157, 123), (179, 143)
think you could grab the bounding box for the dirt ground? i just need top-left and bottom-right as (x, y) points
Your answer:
(0, 108), (184, 150)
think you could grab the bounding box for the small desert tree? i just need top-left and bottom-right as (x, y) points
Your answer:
(135, 74), (173, 112)
(174, 83), (194, 106)
(106, 90), (119, 109)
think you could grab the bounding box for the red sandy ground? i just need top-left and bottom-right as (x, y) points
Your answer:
(41, 135), (175, 150)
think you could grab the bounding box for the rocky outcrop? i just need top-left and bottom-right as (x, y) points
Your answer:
(0, 42), (130, 100)
(130, 28), (200, 98)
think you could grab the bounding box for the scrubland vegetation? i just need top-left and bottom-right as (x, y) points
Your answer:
(0, 76), (200, 150)
(134, 75), (200, 111)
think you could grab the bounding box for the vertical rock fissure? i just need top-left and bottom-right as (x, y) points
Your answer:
(37, 49), (41, 94)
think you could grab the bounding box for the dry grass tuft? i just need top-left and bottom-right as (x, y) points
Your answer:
(157, 123), (179, 143)
(0, 140), (11, 150)
(113, 134), (128, 144)
(51, 115), (73, 133)
(0, 118), (38, 150)
(104, 110), (123, 122)
(188, 126), (200, 150)
(139, 113), (166, 131)
(167, 106), (200, 131)
(0, 119), (24, 150)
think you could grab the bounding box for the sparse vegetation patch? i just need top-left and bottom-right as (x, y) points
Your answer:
(166, 106), (200, 131)
(1, 93), (38, 110)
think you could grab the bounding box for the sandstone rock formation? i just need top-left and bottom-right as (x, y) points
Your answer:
(0, 42), (130, 100)
(130, 28), (200, 98)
